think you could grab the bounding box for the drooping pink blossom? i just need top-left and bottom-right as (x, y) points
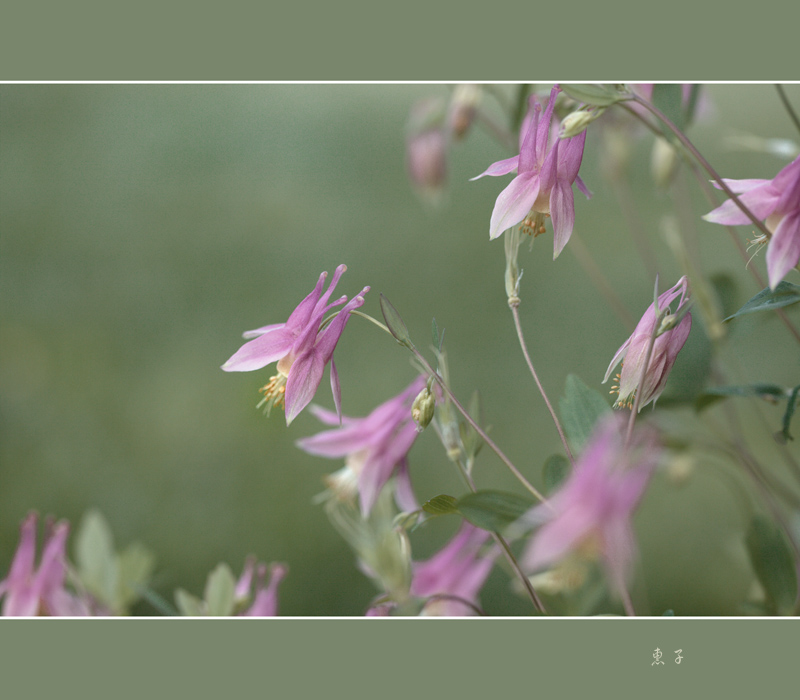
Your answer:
(603, 276), (692, 411)
(366, 523), (496, 617)
(703, 154), (800, 289)
(472, 85), (591, 257)
(222, 265), (369, 424)
(297, 376), (427, 516)
(235, 557), (287, 616)
(518, 414), (660, 601)
(0, 512), (91, 616)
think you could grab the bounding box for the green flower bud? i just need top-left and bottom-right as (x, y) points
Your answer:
(559, 107), (605, 139)
(411, 387), (436, 431)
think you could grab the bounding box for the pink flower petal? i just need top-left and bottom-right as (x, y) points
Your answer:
(489, 172), (540, 240)
(766, 211), (800, 289)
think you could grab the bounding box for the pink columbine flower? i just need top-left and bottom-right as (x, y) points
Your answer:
(0, 512), (91, 616)
(517, 414), (659, 601)
(296, 376), (427, 516)
(366, 523), (496, 617)
(703, 154), (800, 289)
(603, 276), (692, 411)
(409, 523), (495, 616)
(472, 85), (591, 257)
(222, 264), (369, 425)
(234, 558), (287, 616)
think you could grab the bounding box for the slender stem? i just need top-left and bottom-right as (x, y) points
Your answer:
(629, 94), (774, 242)
(568, 232), (637, 331)
(412, 348), (549, 504)
(432, 421), (548, 614)
(491, 530), (547, 614)
(475, 109), (517, 151)
(687, 159), (800, 345)
(775, 84), (800, 135)
(618, 101), (800, 346)
(350, 309), (392, 335)
(510, 304), (575, 465)
(611, 175), (660, 284)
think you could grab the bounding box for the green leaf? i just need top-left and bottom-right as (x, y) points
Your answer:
(431, 317), (439, 350)
(560, 84), (630, 107)
(745, 515), (798, 615)
(559, 374), (612, 453)
(174, 589), (204, 617)
(456, 490), (535, 533)
(542, 454), (571, 494)
(652, 84), (686, 133)
(724, 281), (800, 322)
(695, 383), (787, 412)
(379, 294), (413, 348)
(422, 494), (459, 516)
(74, 509), (118, 606)
(115, 542), (156, 610)
(203, 564), (237, 617)
(778, 385), (800, 443)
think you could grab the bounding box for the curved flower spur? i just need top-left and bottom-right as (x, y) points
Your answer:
(221, 264), (369, 425)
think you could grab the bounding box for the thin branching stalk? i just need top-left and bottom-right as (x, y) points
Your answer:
(509, 304), (575, 466)
(775, 84), (800, 135)
(629, 94), (774, 241)
(413, 348), (549, 504)
(568, 233), (637, 331)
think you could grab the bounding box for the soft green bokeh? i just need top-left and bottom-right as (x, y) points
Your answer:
(2, 84), (798, 615)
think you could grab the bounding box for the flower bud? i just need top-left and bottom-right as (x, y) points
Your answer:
(651, 136), (679, 188)
(559, 107), (605, 139)
(411, 387), (436, 431)
(406, 98), (448, 205)
(447, 84), (482, 140)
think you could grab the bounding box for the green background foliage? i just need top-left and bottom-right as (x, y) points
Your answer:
(2, 84), (799, 615)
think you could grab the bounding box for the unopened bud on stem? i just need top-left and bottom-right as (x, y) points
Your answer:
(411, 387), (436, 431)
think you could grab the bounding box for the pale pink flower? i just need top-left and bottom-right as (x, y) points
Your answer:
(222, 265), (369, 424)
(603, 276), (692, 411)
(472, 85), (591, 257)
(297, 376), (427, 516)
(0, 512), (91, 616)
(366, 523), (496, 616)
(235, 558), (287, 616)
(518, 414), (659, 600)
(703, 154), (800, 289)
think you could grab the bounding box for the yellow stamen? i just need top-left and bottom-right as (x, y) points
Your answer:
(256, 373), (288, 415)
(520, 211), (550, 237)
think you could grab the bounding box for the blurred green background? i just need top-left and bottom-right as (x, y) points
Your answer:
(2, 84), (799, 615)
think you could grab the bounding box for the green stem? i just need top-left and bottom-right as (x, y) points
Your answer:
(413, 348), (549, 504)
(510, 304), (576, 465)
(459, 458), (546, 614)
(775, 84), (800, 135)
(629, 94), (774, 242)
